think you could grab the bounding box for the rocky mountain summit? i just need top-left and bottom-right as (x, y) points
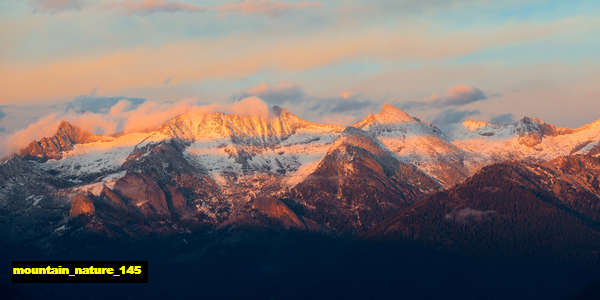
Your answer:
(18, 121), (102, 161)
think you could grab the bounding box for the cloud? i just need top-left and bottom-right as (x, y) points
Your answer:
(106, 0), (317, 16)
(0, 107), (5, 119)
(397, 100), (426, 111)
(307, 92), (378, 125)
(230, 96), (271, 118)
(236, 82), (305, 105)
(328, 98), (372, 113)
(427, 85), (487, 107)
(396, 85), (487, 113)
(2, 114), (64, 157)
(490, 113), (515, 124)
(65, 96), (146, 114)
(106, 0), (206, 15)
(30, 0), (85, 13)
(3, 15), (596, 104)
(432, 108), (480, 127)
(216, 0), (320, 16)
(242, 83), (376, 114)
(236, 83), (378, 124)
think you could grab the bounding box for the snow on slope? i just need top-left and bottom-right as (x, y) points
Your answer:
(448, 117), (600, 169)
(184, 125), (340, 186)
(353, 104), (468, 187)
(71, 170), (126, 196)
(40, 132), (169, 181)
(31, 107), (343, 193)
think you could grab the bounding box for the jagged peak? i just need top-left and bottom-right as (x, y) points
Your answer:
(54, 120), (97, 142)
(516, 116), (574, 136)
(379, 104), (414, 122)
(17, 120), (98, 160)
(57, 120), (74, 129)
(166, 106), (314, 127)
(353, 104), (416, 129)
(160, 106), (341, 143)
(374, 104), (415, 124)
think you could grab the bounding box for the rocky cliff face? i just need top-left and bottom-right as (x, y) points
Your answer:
(64, 139), (230, 238)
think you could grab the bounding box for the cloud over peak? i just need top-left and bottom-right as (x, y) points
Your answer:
(0, 95), (292, 157)
(237, 82), (304, 105)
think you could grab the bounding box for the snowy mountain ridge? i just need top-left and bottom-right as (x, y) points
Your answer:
(7, 104), (600, 193)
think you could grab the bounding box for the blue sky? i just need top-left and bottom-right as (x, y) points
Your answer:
(1, 0), (599, 133)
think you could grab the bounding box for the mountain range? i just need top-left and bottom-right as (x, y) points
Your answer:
(2, 104), (600, 253)
(3, 103), (600, 299)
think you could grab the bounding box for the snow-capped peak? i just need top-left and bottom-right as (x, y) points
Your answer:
(378, 104), (416, 123)
(353, 104), (416, 129)
(160, 106), (340, 145)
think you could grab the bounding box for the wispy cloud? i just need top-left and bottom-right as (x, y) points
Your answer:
(105, 0), (206, 15)
(399, 85), (488, 111)
(30, 0), (85, 13)
(235, 82), (305, 105)
(432, 108), (480, 127)
(237, 82), (376, 118)
(428, 85), (487, 107)
(2, 14), (597, 105)
(104, 0), (318, 16)
(65, 95), (146, 113)
(231, 82), (376, 125)
(216, 0), (320, 16)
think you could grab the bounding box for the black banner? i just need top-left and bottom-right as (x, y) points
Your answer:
(11, 261), (148, 283)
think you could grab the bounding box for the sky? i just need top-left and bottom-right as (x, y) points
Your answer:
(1, 0), (600, 142)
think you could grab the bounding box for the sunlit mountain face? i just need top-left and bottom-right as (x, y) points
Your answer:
(3, 0), (600, 299)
